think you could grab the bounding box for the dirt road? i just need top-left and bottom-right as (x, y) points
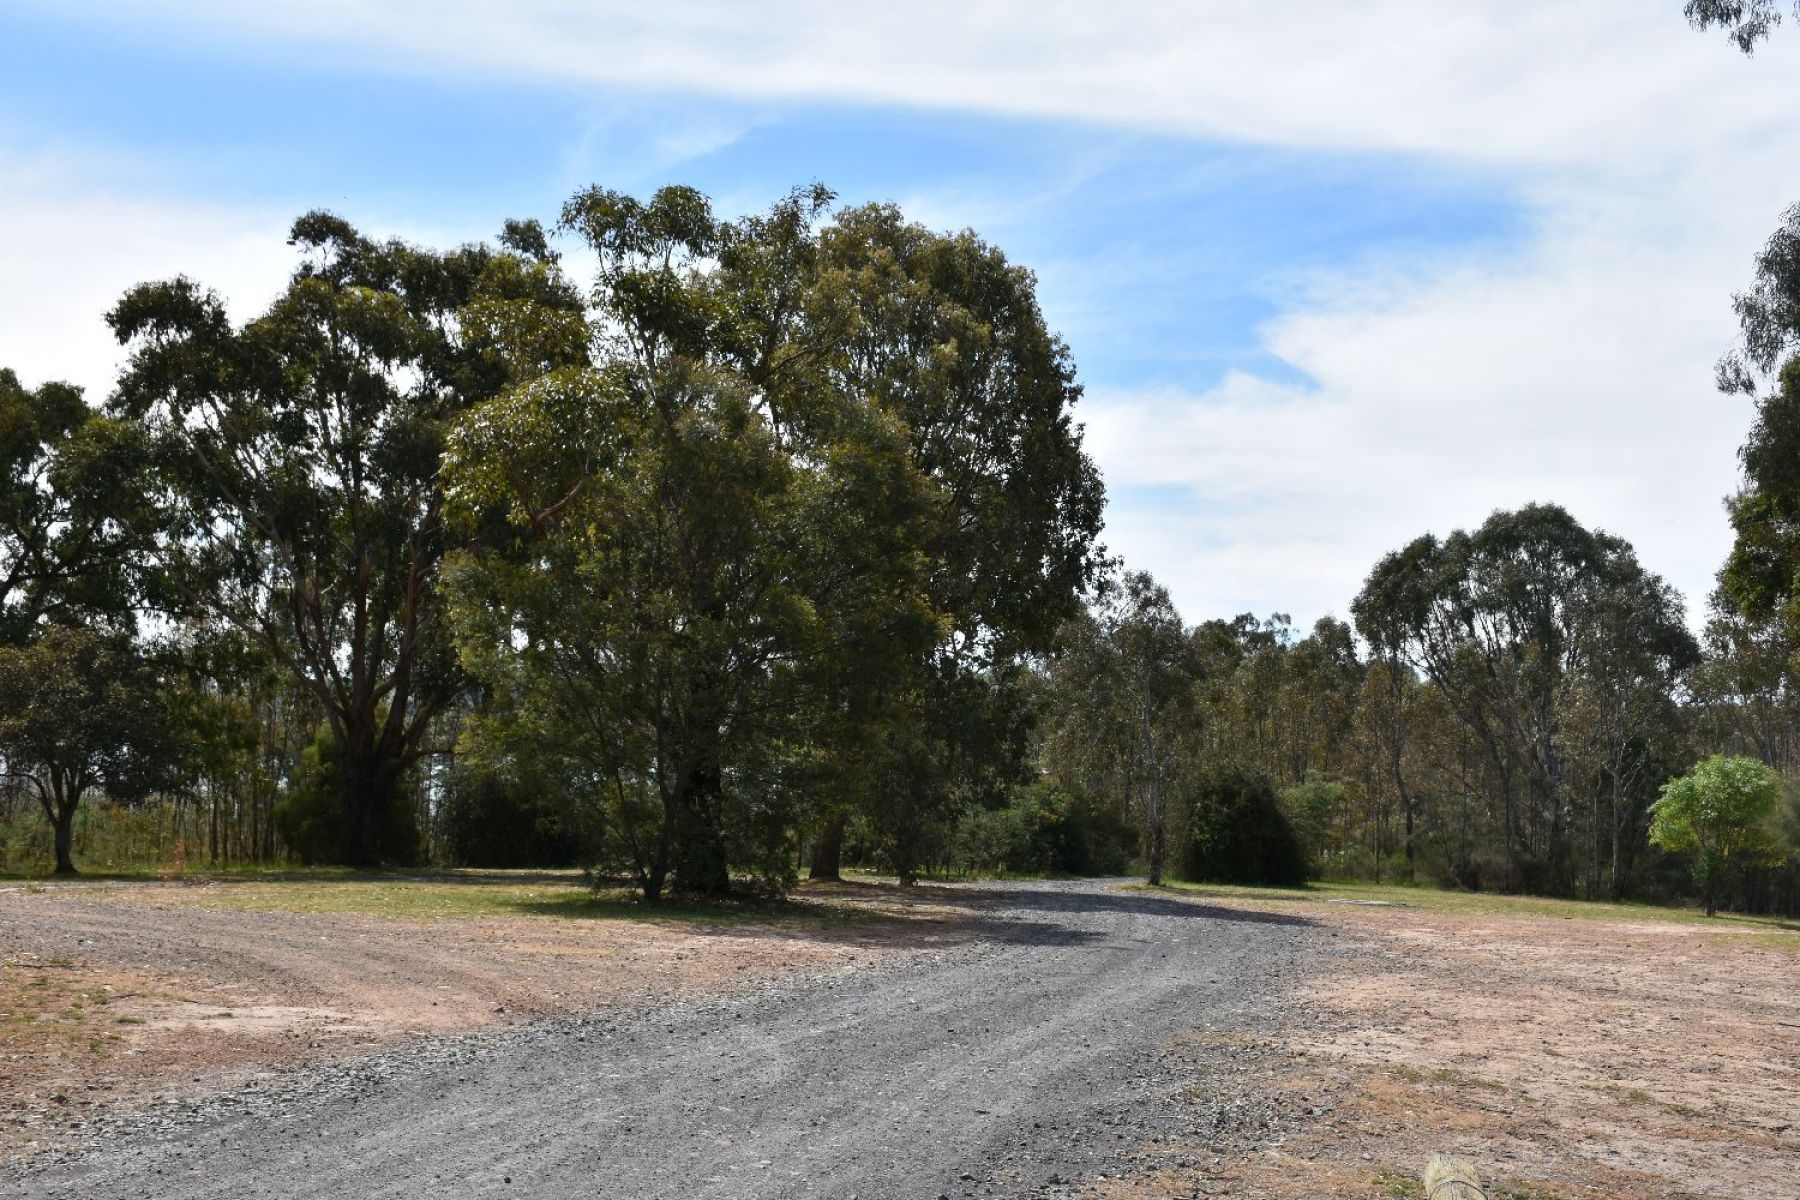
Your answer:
(2, 881), (1324, 1200)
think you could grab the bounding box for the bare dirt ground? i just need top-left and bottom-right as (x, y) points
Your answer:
(3, 877), (1795, 1198)
(1109, 891), (1800, 1199)
(4, 879), (1323, 1200)
(0, 876), (964, 1162)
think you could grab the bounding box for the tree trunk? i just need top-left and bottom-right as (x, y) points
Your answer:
(339, 745), (403, 867)
(52, 802), (78, 876)
(1141, 699), (1164, 886)
(1401, 780), (1415, 881)
(673, 767), (731, 895)
(809, 812), (845, 881)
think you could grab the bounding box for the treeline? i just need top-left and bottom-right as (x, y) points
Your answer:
(8, 186), (1800, 916)
(1036, 504), (1800, 914)
(1033, 204), (1800, 917)
(0, 184), (1106, 893)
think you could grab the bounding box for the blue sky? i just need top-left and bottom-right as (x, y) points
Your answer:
(5, 2), (1799, 626)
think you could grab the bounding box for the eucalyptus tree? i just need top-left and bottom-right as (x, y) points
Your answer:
(1353, 503), (1690, 890)
(1563, 569), (1698, 895)
(1710, 207), (1800, 724)
(1042, 571), (1197, 885)
(446, 186), (937, 898)
(0, 369), (150, 643)
(107, 214), (587, 865)
(812, 204), (1106, 876)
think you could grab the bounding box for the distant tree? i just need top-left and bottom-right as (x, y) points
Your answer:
(0, 626), (182, 874)
(1650, 754), (1787, 915)
(1685, 0), (1797, 52)
(1563, 570), (1699, 897)
(108, 213), (587, 865)
(1043, 572), (1196, 885)
(1689, 590), (1800, 771)
(1353, 503), (1693, 891)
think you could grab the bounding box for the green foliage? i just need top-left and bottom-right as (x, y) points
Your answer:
(948, 781), (1134, 877)
(0, 626), (186, 874)
(107, 214), (587, 866)
(1650, 754), (1787, 914)
(1181, 769), (1310, 887)
(275, 728), (420, 868)
(0, 368), (151, 644)
(1280, 777), (1345, 874)
(445, 183), (1097, 900)
(437, 765), (589, 869)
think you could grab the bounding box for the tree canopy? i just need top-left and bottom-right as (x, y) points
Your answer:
(1650, 754), (1787, 914)
(107, 213), (587, 865)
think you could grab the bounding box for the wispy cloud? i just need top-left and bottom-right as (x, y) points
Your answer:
(41, 0), (1799, 169)
(1084, 171), (1759, 624)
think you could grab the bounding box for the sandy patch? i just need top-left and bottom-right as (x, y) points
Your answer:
(1117, 894), (1800, 1199)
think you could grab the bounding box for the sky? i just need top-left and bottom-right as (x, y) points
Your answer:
(4, 1), (1799, 631)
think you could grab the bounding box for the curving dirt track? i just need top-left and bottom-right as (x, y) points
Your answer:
(1, 881), (1324, 1200)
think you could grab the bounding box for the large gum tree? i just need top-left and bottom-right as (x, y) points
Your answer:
(445, 186), (939, 899)
(108, 214), (587, 865)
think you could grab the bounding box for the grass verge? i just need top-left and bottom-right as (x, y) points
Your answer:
(1137, 877), (1800, 936)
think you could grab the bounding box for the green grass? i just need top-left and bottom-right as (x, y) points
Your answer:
(1139, 876), (1800, 936)
(1374, 1171), (1424, 1198)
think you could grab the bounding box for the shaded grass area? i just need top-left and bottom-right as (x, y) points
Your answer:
(1140, 877), (1800, 937)
(5, 870), (912, 929)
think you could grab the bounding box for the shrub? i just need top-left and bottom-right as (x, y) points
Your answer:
(274, 727), (420, 867)
(1180, 769), (1309, 886)
(438, 764), (588, 869)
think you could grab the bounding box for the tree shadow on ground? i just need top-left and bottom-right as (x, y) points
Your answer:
(919, 881), (1318, 928)
(567, 877), (1319, 953)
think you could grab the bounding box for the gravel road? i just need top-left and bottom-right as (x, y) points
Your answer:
(3, 880), (1328, 1200)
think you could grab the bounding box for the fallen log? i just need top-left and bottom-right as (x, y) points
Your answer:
(1423, 1153), (1484, 1199)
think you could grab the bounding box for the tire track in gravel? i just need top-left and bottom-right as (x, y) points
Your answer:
(3, 880), (1327, 1200)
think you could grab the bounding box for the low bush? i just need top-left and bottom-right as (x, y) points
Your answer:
(1180, 769), (1309, 887)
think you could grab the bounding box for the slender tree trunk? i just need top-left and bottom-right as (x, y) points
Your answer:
(1610, 791), (1624, 901)
(52, 801), (78, 876)
(809, 812), (845, 880)
(1140, 700), (1164, 886)
(1147, 812), (1165, 887)
(1402, 789), (1414, 880)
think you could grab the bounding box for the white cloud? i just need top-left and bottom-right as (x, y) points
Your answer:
(41, 0), (1800, 172)
(1084, 174), (1761, 626)
(0, 146), (293, 399)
